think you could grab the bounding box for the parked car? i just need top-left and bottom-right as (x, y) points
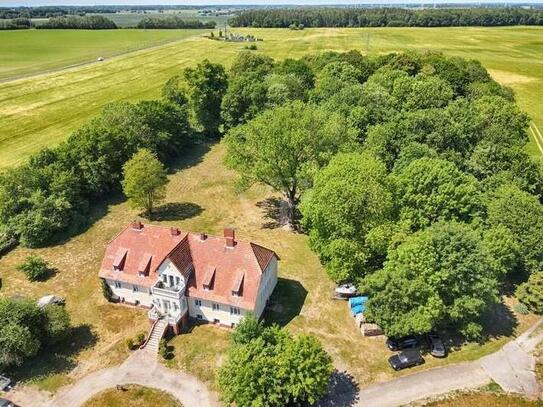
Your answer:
(388, 349), (425, 371)
(386, 336), (419, 351)
(427, 332), (447, 358)
(0, 398), (17, 407)
(0, 375), (11, 391)
(334, 283), (358, 299)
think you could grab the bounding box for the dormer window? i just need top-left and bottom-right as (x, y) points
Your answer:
(138, 253), (152, 277)
(113, 248), (128, 272)
(231, 271), (244, 297)
(203, 266), (216, 291)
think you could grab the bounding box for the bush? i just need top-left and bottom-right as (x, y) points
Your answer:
(514, 301), (529, 315)
(43, 304), (71, 345)
(244, 44), (257, 50)
(101, 279), (114, 302)
(126, 338), (135, 350)
(516, 272), (543, 314)
(136, 332), (146, 346)
(16, 255), (52, 282)
(159, 338), (170, 359)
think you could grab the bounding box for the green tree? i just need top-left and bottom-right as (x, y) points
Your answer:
(516, 272), (543, 314)
(16, 255), (52, 282)
(486, 184), (543, 275)
(122, 149), (169, 217)
(364, 222), (500, 340)
(230, 313), (263, 345)
(0, 323), (40, 368)
(224, 101), (357, 226)
(396, 158), (483, 230)
(43, 304), (71, 345)
(183, 59), (227, 136)
(301, 152), (394, 282)
(218, 324), (332, 407)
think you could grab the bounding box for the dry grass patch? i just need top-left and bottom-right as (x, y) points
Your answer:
(82, 385), (182, 407)
(419, 391), (540, 407)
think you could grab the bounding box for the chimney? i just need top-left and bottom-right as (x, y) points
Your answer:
(200, 232), (207, 241)
(224, 228), (236, 248)
(170, 227), (181, 236)
(131, 220), (143, 230)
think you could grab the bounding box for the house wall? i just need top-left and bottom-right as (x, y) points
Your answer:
(156, 259), (186, 289)
(105, 278), (153, 307)
(188, 297), (247, 327)
(254, 256), (278, 318)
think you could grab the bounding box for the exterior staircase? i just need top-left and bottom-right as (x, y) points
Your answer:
(141, 318), (168, 353)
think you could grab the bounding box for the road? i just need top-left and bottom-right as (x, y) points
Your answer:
(7, 319), (543, 407)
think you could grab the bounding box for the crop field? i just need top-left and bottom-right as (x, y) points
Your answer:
(0, 26), (542, 169)
(0, 29), (207, 81)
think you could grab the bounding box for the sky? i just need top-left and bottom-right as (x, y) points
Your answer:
(2, 0), (543, 5)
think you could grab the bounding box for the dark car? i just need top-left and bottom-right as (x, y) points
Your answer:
(386, 336), (419, 351)
(427, 333), (447, 358)
(388, 349), (425, 371)
(0, 398), (17, 407)
(0, 375), (11, 391)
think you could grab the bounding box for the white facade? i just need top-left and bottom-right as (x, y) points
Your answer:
(104, 278), (153, 308)
(107, 256), (278, 328)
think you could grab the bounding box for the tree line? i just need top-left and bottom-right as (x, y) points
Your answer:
(229, 7), (543, 27)
(137, 17), (215, 29)
(37, 15), (117, 29)
(0, 17), (31, 30)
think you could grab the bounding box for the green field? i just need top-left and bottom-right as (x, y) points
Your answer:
(0, 29), (206, 80)
(0, 27), (542, 168)
(89, 11), (231, 28)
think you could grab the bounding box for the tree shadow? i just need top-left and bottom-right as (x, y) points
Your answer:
(440, 301), (518, 351)
(312, 370), (360, 407)
(264, 278), (307, 327)
(44, 192), (126, 248)
(8, 324), (98, 384)
(256, 197), (284, 229)
(145, 202), (204, 222)
(168, 141), (213, 173)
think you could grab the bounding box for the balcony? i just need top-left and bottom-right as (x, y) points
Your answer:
(151, 280), (184, 300)
(149, 306), (184, 325)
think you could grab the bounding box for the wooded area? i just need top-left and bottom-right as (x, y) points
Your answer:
(229, 7), (543, 27)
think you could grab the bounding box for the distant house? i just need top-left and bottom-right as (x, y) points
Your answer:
(99, 222), (278, 334)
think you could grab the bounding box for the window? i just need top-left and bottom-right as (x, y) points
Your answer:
(173, 302), (179, 311)
(114, 281), (122, 289)
(163, 300), (171, 310)
(197, 314), (203, 319)
(213, 318), (220, 324)
(132, 285), (139, 292)
(212, 303), (219, 311)
(195, 299), (202, 306)
(162, 274), (167, 283)
(230, 307), (240, 315)
(176, 276), (181, 285)
(232, 291), (240, 298)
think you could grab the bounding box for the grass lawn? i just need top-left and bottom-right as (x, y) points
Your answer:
(0, 27), (542, 168)
(0, 29), (207, 81)
(1, 142), (534, 392)
(82, 385), (182, 407)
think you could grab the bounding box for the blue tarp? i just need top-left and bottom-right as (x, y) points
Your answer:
(349, 296), (369, 308)
(351, 303), (365, 316)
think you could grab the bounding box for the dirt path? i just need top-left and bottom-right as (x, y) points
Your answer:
(9, 350), (220, 407)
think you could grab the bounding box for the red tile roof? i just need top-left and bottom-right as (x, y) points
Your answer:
(99, 223), (277, 310)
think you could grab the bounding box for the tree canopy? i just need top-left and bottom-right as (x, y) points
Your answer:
(218, 321), (333, 407)
(224, 101), (357, 225)
(122, 149), (169, 217)
(364, 222), (500, 340)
